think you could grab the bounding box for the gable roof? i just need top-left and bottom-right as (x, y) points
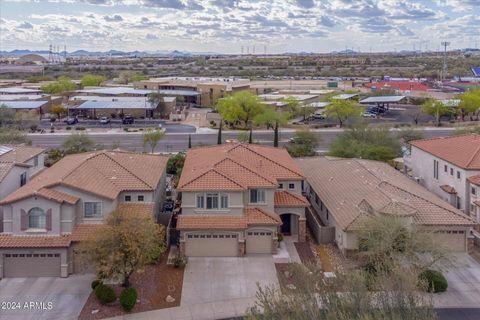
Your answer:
(0, 150), (168, 205)
(274, 191), (310, 207)
(409, 134), (480, 169)
(178, 143), (304, 191)
(296, 157), (475, 231)
(0, 144), (44, 163)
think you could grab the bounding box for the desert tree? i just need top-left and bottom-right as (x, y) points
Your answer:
(143, 129), (165, 153)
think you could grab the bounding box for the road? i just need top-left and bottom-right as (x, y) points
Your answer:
(28, 128), (457, 153)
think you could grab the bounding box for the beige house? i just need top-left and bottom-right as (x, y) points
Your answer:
(0, 150), (168, 278)
(297, 157), (475, 256)
(405, 134), (480, 222)
(176, 143), (309, 257)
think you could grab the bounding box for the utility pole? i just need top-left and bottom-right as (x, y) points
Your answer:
(441, 41), (450, 80)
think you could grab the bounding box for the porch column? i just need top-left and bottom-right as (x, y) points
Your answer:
(298, 218), (307, 242)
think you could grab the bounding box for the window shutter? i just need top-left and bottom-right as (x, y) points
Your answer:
(21, 209), (27, 231)
(46, 209), (52, 231)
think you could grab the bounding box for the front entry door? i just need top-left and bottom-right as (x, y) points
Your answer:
(281, 214), (291, 235)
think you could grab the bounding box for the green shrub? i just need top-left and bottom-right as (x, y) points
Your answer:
(91, 279), (103, 290)
(94, 284), (116, 304)
(420, 269), (448, 293)
(123, 128), (129, 132)
(277, 233), (284, 242)
(66, 126), (72, 130)
(120, 287), (138, 311)
(75, 126), (86, 131)
(173, 255), (187, 268)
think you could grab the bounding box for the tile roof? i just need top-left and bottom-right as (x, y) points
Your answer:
(0, 144), (44, 163)
(440, 185), (457, 194)
(410, 134), (480, 169)
(70, 224), (106, 242)
(296, 157), (475, 231)
(113, 202), (155, 217)
(0, 162), (15, 183)
(0, 234), (71, 248)
(178, 143), (304, 191)
(468, 175), (480, 186)
(274, 191), (310, 207)
(176, 207), (282, 230)
(0, 150), (168, 205)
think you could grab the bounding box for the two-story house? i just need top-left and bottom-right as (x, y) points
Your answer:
(404, 134), (480, 222)
(176, 143), (309, 257)
(0, 150), (168, 278)
(297, 157), (476, 256)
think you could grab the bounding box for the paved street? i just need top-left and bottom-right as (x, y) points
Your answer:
(28, 128), (457, 153)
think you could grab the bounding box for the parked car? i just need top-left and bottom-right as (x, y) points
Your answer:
(362, 112), (377, 118)
(99, 116), (110, 124)
(122, 115), (134, 124)
(313, 112), (326, 120)
(64, 117), (78, 125)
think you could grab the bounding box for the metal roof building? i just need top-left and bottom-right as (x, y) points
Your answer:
(0, 100), (49, 109)
(0, 87), (43, 95)
(331, 93), (358, 100)
(77, 87), (201, 97)
(74, 100), (156, 110)
(359, 96), (406, 104)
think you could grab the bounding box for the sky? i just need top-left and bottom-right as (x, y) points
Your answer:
(0, 0), (479, 54)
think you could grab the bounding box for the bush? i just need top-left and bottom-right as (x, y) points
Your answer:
(277, 233), (284, 242)
(91, 279), (103, 290)
(66, 126), (72, 130)
(420, 269), (448, 293)
(75, 126), (86, 131)
(94, 284), (116, 304)
(123, 127), (129, 132)
(172, 255), (187, 268)
(120, 287), (138, 311)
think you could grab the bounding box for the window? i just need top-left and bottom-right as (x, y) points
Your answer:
(250, 189), (265, 203)
(456, 196), (461, 210)
(320, 200), (323, 211)
(220, 193), (228, 209)
(471, 204), (476, 213)
(206, 193), (219, 209)
(444, 165), (447, 173)
(278, 183), (283, 189)
(28, 207), (46, 229)
(315, 194), (319, 205)
(124, 195), (131, 202)
(288, 183), (295, 190)
(20, 172), (27, 187)
(196, 194), (204, 209)
(433, 160), (439, 179)
(33, 155), (39, 167)
(326, 209), (329, 220)
(450, 168), (454, 176)
(84, 202), (102, 218)
(457, 171), (461, 179)
(472, 187), (477, 195)
(137, 195), (144, 202)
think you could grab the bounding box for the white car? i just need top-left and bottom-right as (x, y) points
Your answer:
(362, 112), (377, 118)
(99, 116), (110, 124)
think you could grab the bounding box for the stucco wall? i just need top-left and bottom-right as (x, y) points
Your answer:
(277, 180), (302, 195)
(181, 191), (244, 215)
(0, 165), (27, 200)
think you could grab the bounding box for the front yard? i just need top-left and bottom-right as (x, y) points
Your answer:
(78, 251), (184, 320)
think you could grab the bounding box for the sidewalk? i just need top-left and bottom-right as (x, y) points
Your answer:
(106, 297), (255, 320)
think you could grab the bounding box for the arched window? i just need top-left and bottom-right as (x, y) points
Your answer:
(28, 207), (46, 229)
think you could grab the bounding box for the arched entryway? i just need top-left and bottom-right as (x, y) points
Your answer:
(281, 214), (292, 235)
(279, 212), (306, 242)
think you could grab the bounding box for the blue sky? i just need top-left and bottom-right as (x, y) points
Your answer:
(0, 0), (479, 53)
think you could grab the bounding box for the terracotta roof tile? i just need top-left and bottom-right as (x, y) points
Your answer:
(274, 191), (310, 207)
(0, 150), (168, 205)
(468, 175), (480, 186)
(410, 134), (480, 169)
(70, 224), (106, 242)
(113, 202), (155, 217)
(0, 162), (15, 183)
(0, 144), (44, 163)
(245, 208), (282, 225)
(0, 234), (71, 248)
(178, 143), (304, 191)
(296, 157), (475, 231)
(440, 185), (457, 194)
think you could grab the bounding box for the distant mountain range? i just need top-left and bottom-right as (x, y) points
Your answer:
(0, 49), (219, 57)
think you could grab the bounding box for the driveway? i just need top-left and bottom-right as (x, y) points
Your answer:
(181, 256), (279, 306)
(433, 253), (480, 308)
(0, 274), (94, 320)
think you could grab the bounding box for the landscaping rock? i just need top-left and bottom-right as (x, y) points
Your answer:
(165, 295), (176, 303)
(91, 309), (99, 314)
(286, 284), (296, 290)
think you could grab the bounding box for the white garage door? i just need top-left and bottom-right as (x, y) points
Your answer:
(185, 233), (238, 257)
(434, 230), (466, 252)
(3, 253), (61, 277)
(246, 231), (273, 254)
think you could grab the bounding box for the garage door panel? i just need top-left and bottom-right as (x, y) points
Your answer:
(433, 231), (466, 252)
(4, 253), (61, 277)
(185, 233), (238, 257)
(246, 231), (272, 254)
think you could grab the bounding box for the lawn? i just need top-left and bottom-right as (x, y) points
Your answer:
(78, 252), (184, 320)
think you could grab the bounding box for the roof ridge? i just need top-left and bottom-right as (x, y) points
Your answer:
(179, 167), (245, 190)
(409, 133), (480, 145)
(466, 144), (480, 168)
(231, 144), (303, 178)
(248, 207), (282, 224)
(98, 151), (152, 189)
(282, 190), (308, 203)
(217, 156), (278, 186)
(377, 181), (475, 224)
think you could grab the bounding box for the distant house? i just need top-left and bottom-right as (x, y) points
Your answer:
(297, 157), (475, 256)
(176, 143), (309, 257)
(0, 150), (168, 278)
(405, 134), (480, 221)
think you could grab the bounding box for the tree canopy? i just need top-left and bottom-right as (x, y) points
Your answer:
(254, 106), (290, 130)
(216, 91), (266, 128)
(286, 129), (320, 157)
(62, 133), (95, 154)
(329, 125), (401, 161)
(81, 74), (106, 87)
(143, 129), (165, 153)
(421, 99), (451, 127)
(457, 89), (480, 121)
(41, 76), (76, 94)
(324, 99), (363, 127)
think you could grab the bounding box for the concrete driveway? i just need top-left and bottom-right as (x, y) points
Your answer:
(433, 254), (480, 308)
(181, 256), (279, 306)
(0, 274), (94, 320)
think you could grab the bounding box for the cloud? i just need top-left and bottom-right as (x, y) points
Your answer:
(104, 14), (123, 22)
(17, 21), (33, 29)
